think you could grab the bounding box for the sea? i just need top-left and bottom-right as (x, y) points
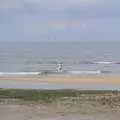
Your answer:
(0, 42), (120, 76)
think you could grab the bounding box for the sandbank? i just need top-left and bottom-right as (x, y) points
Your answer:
(0, 75), (120, 85)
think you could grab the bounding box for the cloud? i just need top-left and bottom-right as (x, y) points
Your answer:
(0, 0), (120, 42)
(0, 0), (117, 10)
(0, 0), (22, 9)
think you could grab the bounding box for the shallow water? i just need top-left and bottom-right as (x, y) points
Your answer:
(0, 83), (120, 90)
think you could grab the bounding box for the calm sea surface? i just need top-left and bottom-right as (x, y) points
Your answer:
(0, 42), (120, 76)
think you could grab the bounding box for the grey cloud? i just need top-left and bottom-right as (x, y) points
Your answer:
(0, 0), (119, 9)
(0, 0), (120, 42)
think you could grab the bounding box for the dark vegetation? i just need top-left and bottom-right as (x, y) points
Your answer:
(1, 88), (120, 109)
(0, 88), (111, 102)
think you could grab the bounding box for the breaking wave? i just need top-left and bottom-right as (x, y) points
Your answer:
(0, 72), (40, 76)
(26, 60), (120, 65)
(68, 70), (101, 75)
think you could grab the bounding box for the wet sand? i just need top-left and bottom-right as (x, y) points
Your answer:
(41, 76), (120, 84)
(0, 75), (120, 84)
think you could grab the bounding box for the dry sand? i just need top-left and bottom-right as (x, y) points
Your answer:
(0, 103), (120, 120)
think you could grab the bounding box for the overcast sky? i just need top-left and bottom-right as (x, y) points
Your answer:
(0, 0), (120, 42)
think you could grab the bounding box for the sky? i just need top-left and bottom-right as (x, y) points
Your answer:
(0, 0), (120, 42)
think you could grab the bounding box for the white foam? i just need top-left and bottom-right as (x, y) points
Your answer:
(94, 61), (114, 64)
(69, 70), (101, 75)
(0, 72), (40, 76)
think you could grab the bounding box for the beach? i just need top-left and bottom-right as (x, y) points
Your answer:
(0, 72), (120, 120)
(0, 89), (120, 120)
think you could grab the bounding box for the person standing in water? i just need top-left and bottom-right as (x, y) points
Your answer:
(57, 63), (63, 72)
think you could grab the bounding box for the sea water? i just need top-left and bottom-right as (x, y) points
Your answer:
(0, 83), (120, 90)
(0, 42), (120, 76)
